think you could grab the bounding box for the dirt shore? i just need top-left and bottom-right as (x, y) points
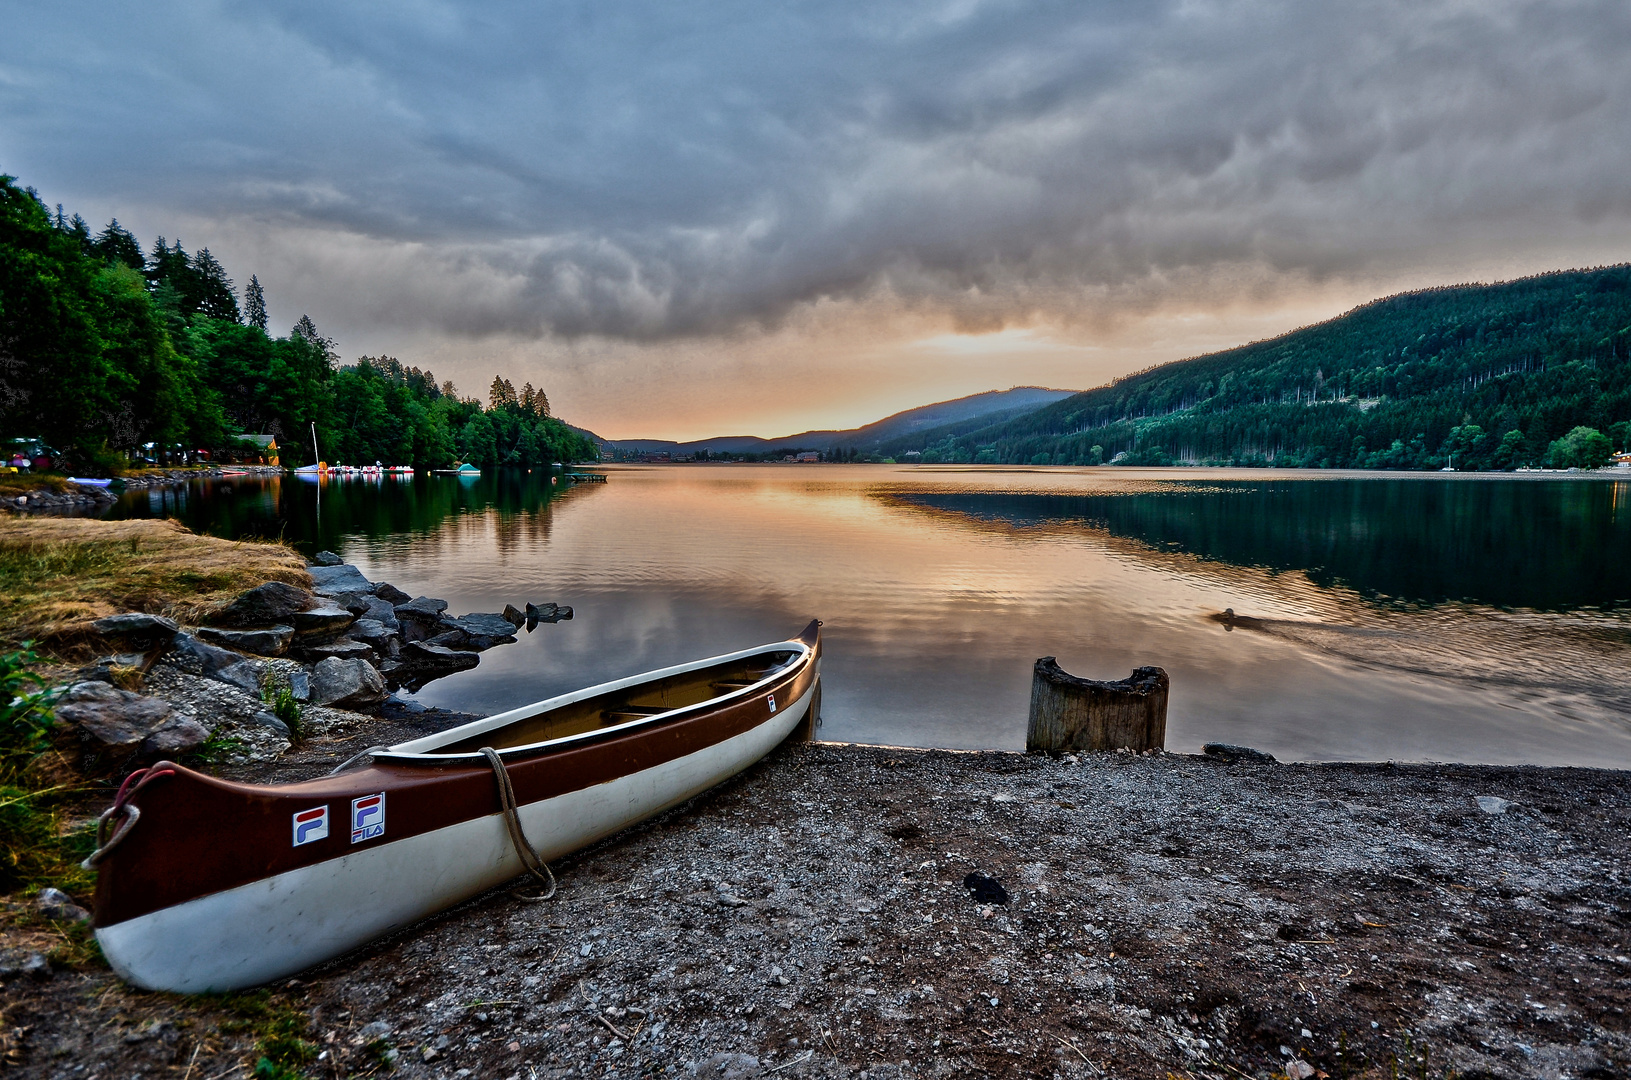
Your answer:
(3, 736), (1627, 1080)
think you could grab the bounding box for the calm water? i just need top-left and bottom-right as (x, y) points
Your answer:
(111, 466), (1631, 767)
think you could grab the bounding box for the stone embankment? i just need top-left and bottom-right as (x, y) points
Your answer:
(4, 739), (1626, 1080)
(51, 550), (570, 763)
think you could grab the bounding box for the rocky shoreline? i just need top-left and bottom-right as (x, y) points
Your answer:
(2, 737), (1626, 1080)
(51, 550), (568, 765)
(2, 465), (284, 513)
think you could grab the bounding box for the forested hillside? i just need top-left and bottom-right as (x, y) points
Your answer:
(882, 267), (1631, 469)
(0, 175), (597, 472)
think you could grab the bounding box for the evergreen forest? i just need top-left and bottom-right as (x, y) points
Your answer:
(881, 267), (1631, 470)
(0, 175), (597, 473)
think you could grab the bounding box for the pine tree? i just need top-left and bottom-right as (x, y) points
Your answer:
(292, 314), (337, 363)
(193, 248), (239, 321)
(489, 375), (518, 411)
(244, 274), (267, 331)
(535, 389), (551, 418)
(519, 382), (537, 416)
(92, 219), (144, 269)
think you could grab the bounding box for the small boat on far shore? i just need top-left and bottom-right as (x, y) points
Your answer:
(66, 477), (114, 487)
(88, 620), (823, 993)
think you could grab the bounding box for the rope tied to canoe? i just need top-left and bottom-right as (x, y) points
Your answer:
(82, 763), (178, 868)
(479, 746), (557, 902)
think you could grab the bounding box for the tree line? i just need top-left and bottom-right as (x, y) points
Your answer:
(0, 174), (597, 472)
(879, 266), (1631, 470)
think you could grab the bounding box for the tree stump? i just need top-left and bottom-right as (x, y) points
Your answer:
(1026, 659), (1168, 754)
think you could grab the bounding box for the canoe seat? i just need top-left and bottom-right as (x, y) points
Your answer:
(602, 705), (668, 723)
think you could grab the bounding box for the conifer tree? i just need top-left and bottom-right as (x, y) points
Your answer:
(192, 248), (239, 321)
(292, 314), (337, 363)
(244, 274), (267, 331)
(92, 219), (144, 269)
(489, 375), (518, 411)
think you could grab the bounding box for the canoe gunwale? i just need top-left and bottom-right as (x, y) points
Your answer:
(373, 639), (811, 765)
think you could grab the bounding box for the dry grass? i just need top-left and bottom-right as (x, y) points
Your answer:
(0, 517), (310, 655)
(0, 475), (72, 495)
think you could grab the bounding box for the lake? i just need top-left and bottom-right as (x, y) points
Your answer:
(110, 465), (1631, 767)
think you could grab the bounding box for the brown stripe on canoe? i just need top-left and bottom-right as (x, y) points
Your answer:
(94, 632), (817, 928)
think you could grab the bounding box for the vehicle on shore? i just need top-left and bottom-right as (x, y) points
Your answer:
(88, 621), (823, 993)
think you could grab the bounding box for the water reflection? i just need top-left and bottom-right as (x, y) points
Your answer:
(109, 465), (1631, 767)
(892, 478), (1631, 610)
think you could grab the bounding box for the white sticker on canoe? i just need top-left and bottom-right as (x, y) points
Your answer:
(351, 793), (385, 843)
(292, 806), (329, 847)
(768, 694), (776, 713)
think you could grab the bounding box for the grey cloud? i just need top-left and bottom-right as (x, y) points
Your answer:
(4, 0), (1630, 343)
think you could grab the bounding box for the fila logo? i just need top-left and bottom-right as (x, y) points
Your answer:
(292, 806), (329, 847)
(351, 793), (386, 843)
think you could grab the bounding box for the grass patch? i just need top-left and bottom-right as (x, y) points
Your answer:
(0, 474), (73, 495)
(214, 990), (320, 1079)
(0, 516), (309, 655)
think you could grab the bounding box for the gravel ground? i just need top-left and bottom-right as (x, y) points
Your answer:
(2, 738), (1627, 1080)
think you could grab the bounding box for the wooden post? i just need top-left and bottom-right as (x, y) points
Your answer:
(1026, 659), (1168, 754)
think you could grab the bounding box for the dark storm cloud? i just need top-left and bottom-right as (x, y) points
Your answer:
(4, 0), (1630, 341)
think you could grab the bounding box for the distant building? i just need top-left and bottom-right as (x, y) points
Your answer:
(795, 452), (820, 463)
(241, 435), (279, 466)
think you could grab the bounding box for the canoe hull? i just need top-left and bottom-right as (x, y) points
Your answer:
(97, 681), (813, 992)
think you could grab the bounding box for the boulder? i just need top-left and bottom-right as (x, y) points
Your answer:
(310, 550), (344, 566)
(502, 604), (525, 626)
(215, 658), (268, 695)
(197, 625), (294, 656)
(402, 641), (482, 674)
(310, 657), (387, 709)
(1202, 742), (1278, 764)
(328, 590), (376, 617)
(373, 582), (413, 606)
(251, 710), (291, 738)
(208, 582), (314, 628)
(35, 888), (90, 924)
(142, 718), (210, 756)
(361, 596), (400, 629)
(53, 681), (174, 748)
(307, 563), (373, 596)
(167, 631), (242, 676)
(292, 605), (356, 636)
(395, 596), (451, 643)
(348, 618), (396, 650)
(442, 612), (519, 639)
(299, 638), (375, 661)
(91, 613), (179, 639)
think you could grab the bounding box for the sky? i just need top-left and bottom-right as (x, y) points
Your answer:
(4, 0), (1630, 441)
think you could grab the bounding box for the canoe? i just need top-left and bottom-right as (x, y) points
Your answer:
(88, 621), (822, 993)
(65, 477), (113, 487)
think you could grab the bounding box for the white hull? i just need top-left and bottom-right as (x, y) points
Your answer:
(96, 683), (812, 992)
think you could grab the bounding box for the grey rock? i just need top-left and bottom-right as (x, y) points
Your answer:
(442, 612), (519, 639)
(76, 654), (150, 683)
(36, 887), (90, 923)
(1476, 795), (1513, 815)
(53, 681), (174, 748)
(395, 595), (450, 619)
(22, 953), (49, 977)
(215, 658), (269, 694)
(502, 603), (525, 626)
(251, 710), (291, 737)
(329, 590), (375, 616)
(310, 550), (344, 566)
(349, 618), (396, 649)
(373, 582), (413, 605)
(359, 1021), (391, 1040)
(292, 605), (356, 635)
(361, 596), (400, 629)
(288, 667), (310, 702)
(1202, 742), (1278, 764)
(402, 641), (482, 672)
(425, 629), (479, 651)
(208, 582), (314, 627)
(168, 631), (242, 676)
(299, 638), (375, 661)
(310, 656), (387, 709)
(92, 612), (179, 639)
(307, 563), (373, 596)
(142, 718), (210, 756)
(197, 625), (294, 656)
